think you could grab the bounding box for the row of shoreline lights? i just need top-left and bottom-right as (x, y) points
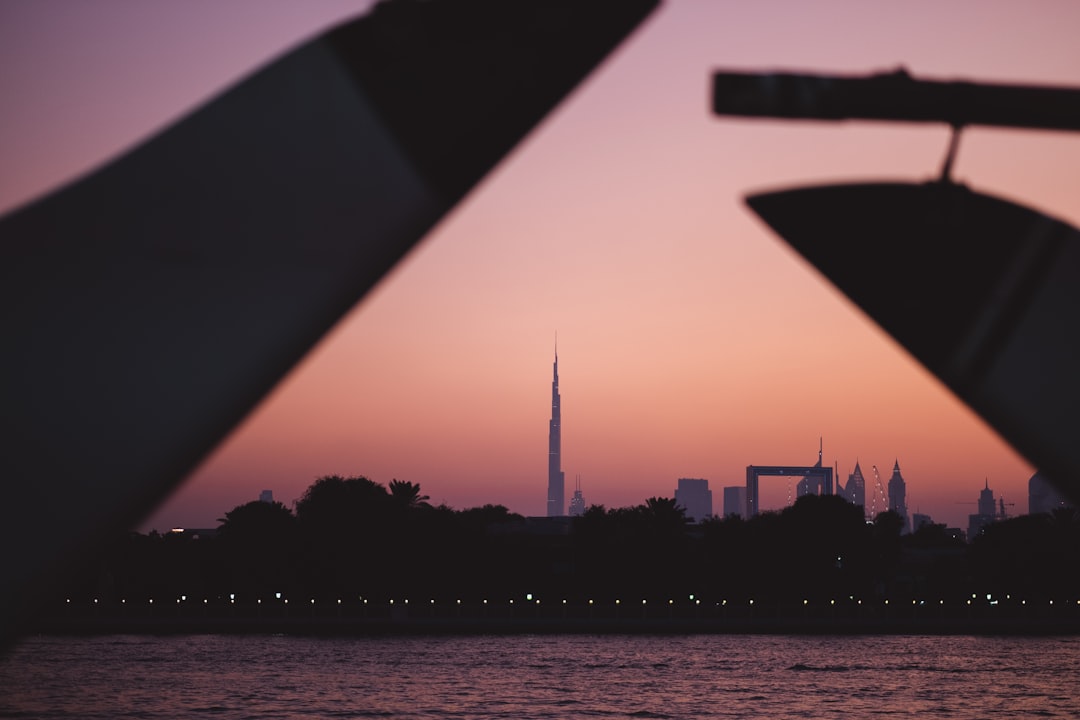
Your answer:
(66, 593), (1079, 607)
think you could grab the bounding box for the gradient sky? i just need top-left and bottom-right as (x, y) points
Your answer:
(3, 1), (1079, 531)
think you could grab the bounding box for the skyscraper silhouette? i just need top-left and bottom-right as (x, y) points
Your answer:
(569, 475), (586, 516)
(547, 342), (565, 517)
(845, 461), (866, 516)
(674, 478), (713, 522)
(977, 478), (996, 518)
(887, 460), (909, 532)
(796, 439), (826, 497)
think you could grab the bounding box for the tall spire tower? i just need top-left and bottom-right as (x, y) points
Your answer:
(887, 459), (909, 533)
(547, 339), (565, 517)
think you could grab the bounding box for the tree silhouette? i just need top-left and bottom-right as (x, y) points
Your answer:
(294, 475), (394, 597)
(217, 500), (296, 596)
(969, 508), (1080, 599)
(642, 496), (688, 531)
(294, 474), (391, 524)
(389, 479), (431, 511)
(218, 500), (295, 538)
(50, 471), (1080, 623)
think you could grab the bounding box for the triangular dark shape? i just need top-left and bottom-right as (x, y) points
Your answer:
(0, 0), (658, 645)
(748, 181), (1080, 509)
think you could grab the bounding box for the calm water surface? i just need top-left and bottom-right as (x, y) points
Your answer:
(2, 634), (1078, 718)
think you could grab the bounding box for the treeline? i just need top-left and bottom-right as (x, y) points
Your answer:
(59, 475), (1080, 607)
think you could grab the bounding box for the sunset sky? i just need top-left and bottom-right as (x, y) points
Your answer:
(3, 1), (1079, 531)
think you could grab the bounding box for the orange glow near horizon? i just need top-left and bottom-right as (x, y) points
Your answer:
(4, 1), (1079, 531)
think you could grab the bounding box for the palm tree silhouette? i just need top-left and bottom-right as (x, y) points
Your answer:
(389, 479), (431, 510)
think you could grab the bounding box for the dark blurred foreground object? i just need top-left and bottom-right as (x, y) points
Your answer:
(713, 68), (1080, 507)
(0, 0), (659, 646)
(746, 183), (1080, 505)
(712, 68), (1080, 131)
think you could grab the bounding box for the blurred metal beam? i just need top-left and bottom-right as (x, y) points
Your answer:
(0, 0), (659, 646)
(713, 69), (1080, 131)
(715, 66), (1080, 509)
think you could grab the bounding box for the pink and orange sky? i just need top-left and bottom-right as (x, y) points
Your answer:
(3, 1), (1079, 531)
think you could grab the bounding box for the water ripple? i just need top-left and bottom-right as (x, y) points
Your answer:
(2, 635), (1079, 718)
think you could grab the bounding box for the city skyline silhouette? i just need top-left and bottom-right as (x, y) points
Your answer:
(4, 5), (1080, 719)
(4, 1), (1077, 535)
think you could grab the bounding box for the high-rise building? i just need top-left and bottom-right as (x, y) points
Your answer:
(845, 462), (866, 515)
(911, 512), (933, 531)
(674, 478), (713, 522)
(723, 486), (746, 519)
(568, 475), (586, 517)
(259, 489), (274, 503)
(796, 439), (827, 497)
(968, 479), (1000, 541)
(887, 460), (909, 533)
(547, 343), (565, 517)
(977, 479), (995, 517)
